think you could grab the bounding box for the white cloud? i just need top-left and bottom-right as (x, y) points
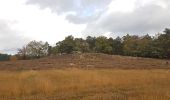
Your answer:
(12, 6), (86, 44)
(27, 0), (112, 24)
(108, 0), (136, 13)
(0, 19), (30, 54)
(83, 0), (170, 37)
(0, 0), (170, 54)
(0, 0), (86, 54)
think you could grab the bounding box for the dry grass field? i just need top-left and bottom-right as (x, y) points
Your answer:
(0, 54), (170, 100)
(0, 68), (170, 100)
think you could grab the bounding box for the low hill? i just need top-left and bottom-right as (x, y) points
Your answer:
(0, 53), (169, 70)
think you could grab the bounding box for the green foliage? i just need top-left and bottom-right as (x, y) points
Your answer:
(137, 35), (153, 57)
(123, 35), (139, 56)
(15, 28), (170, 59)
(154, 31), (170, 58)
(74, 38), (89, 53)
(49, 28), (170, 59)
(95, 36), (113, 54)
(86, 36), (96, 52)
(110, 37), (123, 55)
(56, 35), (75, 54)
(0, 54), (10, 61)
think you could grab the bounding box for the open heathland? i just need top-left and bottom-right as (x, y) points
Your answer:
(0, 53), (169, 70)
(0, 53), (170, 100)
(0, 69), (170, 100)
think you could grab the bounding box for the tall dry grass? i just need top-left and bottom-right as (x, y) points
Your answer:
(0, 68), (170, 100)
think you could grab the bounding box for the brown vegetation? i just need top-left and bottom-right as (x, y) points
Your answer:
(0, 53), (169, 70)
(0, 53), (170, 100)
(0, 69), (170, 100)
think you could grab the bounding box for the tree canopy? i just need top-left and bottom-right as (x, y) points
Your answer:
(14, 28), (170, 60)
(18, 40), (49, 59)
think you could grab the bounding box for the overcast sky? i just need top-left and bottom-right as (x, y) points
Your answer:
(0, 0), (170, 54)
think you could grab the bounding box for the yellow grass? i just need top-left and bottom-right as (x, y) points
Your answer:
(0, 68), (170, 100)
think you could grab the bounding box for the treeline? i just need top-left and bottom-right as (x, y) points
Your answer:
(0, 54), (18, 61)
(15, 28), (170, 59)
(50, 28), (170, 59)
(0, 54), (11, 61)
(0, 28), (169, 61)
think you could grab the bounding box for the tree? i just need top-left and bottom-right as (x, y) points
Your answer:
(18, 40), (49, 59)
(47, 45), (52, 56)
(86, 36), (96, 52)
(26, 41), (49, 58)
(154, 29), (170, 58)
(95, 36), (112, 54)
(56, 35), (75, 54)
(75, 38), (89, 53)
(164, 28), (170, 58)
(137, 34), (153, 57)
(123, 35), (140, 56)
(164, 28), (170, 34)
(18, 46), (27, 60)
(110, 37), (123, 55)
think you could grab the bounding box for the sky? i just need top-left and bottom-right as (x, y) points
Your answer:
(0, 0), (170, 54)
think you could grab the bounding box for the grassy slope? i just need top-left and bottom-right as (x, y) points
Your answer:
(0, 69), (170, 100)
(0, 53), (169, 70)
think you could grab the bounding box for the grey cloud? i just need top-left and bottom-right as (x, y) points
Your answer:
(0, 20), (30, 54)
(83, 4), (170, 37)
(27, 0), (76, 13)
(27, 0), (170, 37)
(27, 0), (111, 13)
(26, 0), (112, 24)
(65, 10), (103, 24)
